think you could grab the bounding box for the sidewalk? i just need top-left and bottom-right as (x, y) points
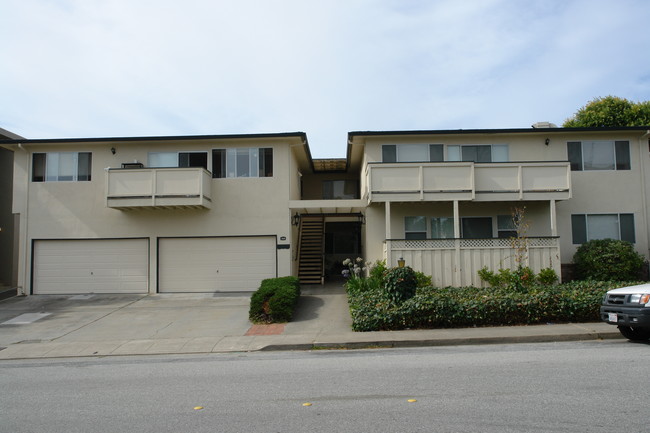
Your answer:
(0, 284), (622, 360)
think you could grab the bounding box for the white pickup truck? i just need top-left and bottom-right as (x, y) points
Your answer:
(601, 283), (650, 341)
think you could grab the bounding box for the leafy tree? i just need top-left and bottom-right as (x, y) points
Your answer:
(563, 96), (650, 127)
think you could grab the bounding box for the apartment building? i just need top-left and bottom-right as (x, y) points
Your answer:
(1, 125), (648, 294)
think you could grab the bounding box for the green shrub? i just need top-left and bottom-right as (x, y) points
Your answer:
(384, 266), (417, 303)
(537, 267), (558, 285)
(415, 271), (432, 288)
(249, 276), (301, 323)
(347, 280), (637, 331)
(369, 260), (388, 284)
(477, 266), (535, 292)
(573, 239), (645, 281)
(345, 274), (382, 293)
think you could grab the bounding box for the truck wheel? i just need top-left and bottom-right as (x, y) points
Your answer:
(618, 326), (650, 341)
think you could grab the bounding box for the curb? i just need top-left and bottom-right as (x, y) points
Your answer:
(259, 330), (624, 351)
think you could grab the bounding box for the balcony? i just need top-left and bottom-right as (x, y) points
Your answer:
(366, 161), (571, 202)
(106, 167), (212, 210)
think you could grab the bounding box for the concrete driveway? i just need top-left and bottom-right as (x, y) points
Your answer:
(0, 285), (355, 358)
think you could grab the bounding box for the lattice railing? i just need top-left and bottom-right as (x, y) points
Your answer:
(388, 237), (559, 250)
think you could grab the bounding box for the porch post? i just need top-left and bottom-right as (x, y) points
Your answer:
(453, 200), (461, 286)
(385, 201), (392, 267)
(453, 200), (460, 238)
(385, 201), (392, 239)
(549, 199), (557, 236)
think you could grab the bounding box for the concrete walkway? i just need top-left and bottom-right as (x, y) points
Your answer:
(0, 283), (622, 360)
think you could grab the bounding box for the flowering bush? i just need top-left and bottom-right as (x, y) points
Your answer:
(342, 258), (385, 293)
(342, 257), (368, 279)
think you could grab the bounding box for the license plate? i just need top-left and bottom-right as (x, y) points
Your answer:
(608, 313), (618, 323)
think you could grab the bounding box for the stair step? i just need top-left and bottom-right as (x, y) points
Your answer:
(297, 215), (325, 285)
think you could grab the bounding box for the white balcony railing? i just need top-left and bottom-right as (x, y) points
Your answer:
(366, 161), (571, 202)
(106, 167), (212, 210)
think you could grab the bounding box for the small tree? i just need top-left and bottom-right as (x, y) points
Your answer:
(510, 206), (530, 268)
(478, 206), (557, 291)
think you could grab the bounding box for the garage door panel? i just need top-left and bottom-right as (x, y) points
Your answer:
(159, 237), (276, 292)
(33, 239), (149, 294)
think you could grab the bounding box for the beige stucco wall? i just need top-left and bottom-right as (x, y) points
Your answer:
(556, 131), (650, 261)
(12, 137), (301, 294)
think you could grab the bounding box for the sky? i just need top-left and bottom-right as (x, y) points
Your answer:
(1, 0), (650, 158)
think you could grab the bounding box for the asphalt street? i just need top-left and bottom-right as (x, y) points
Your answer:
(1, 340), (648, 433)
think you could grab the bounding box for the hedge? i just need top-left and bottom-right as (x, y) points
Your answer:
(249, 276), (301, 324)
(347, 281), (637, 332)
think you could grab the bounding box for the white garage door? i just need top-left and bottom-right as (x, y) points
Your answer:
(33, 239), (149, 294)
(159, 237), (276, 292)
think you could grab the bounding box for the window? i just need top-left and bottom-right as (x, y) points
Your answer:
(571, 214), (635, 244)
(322, 180), (359, 199)
(148, 152), (208, 170)
(382, 144), (444, 163)
(497, 215), (517, 238)
(447, 144), (509, 162)
(405, 216), (427, 239)
(461, 217), (493, 238)
(212, 148), (273, 178)
(32, 152), (92, 182)
(431, 217), (454, 239)
(567, 141), (630, 171)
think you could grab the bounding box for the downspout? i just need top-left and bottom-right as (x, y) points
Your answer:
(639, 130), (650, 259)
(16, 143), (29, 295)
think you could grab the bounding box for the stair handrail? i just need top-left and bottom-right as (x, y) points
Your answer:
(294, 215), (302, 262)
(319, 215), (326, 284)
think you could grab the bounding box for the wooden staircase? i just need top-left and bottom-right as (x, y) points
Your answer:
(298, 215), (325, 285)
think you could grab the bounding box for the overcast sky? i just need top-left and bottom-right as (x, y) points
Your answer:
(1, 0), (649, 158)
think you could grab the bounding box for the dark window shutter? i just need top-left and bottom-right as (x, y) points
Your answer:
(571, 214), (587, 244)
(212, 149), (225, 178)
(77, 152), (92, 181)
(32, 153), (46, 182)
(261, 148), (273, 177)
(429, 144), (443, 162)
(615, 141), (630, 170)
(567, 142), (582, 171)
(620, 213), (636, 243)
(382, 145), (397, 163)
